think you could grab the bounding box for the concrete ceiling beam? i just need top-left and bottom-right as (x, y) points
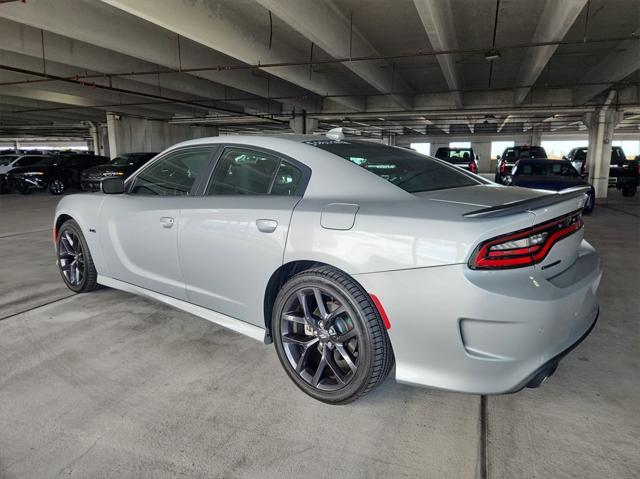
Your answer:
(514, 0), (588, 104)
(256, 0), (413, 110)
(497, 114), (513, 133)
(100, 0), (364, 111)
(0, 50), (214, 118)
(574, 38), (640, 105)
(413, 0), (464, 108)
(0, 0), (317, 112)
(0, 82), (177, 120)
(0, 18), (278, 115)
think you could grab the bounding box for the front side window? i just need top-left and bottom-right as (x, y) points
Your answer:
(306, 140), (484, 193)
(206, 147), (302, 196)
(129, 147), (212, 196)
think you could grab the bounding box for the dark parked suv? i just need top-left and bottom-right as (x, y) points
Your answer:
(564, 146), (639, 197)
(495, 145), (547, 184)
(81, 152), (158, 192)
(8, 154), (109, 195)
(434, 147), (479, 173)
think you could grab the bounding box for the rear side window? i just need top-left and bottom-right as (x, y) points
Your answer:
(15, 156), (41, 167)
(306, 140), (484, 193)
(504, 147), (547, 160)
(129, 147), (212, 196)
(206, 147), (302, 196)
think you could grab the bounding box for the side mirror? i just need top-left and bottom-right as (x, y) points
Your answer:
(496, 154), (500, 160)
(101, 177), (125, 194)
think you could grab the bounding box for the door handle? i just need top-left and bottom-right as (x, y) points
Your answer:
(160, 216), (174, 228)
(256, 219), (278, 233)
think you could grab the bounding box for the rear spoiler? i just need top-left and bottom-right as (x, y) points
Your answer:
(463, 186), (590, 218)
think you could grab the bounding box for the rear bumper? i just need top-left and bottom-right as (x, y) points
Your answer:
(354, 239), (602, 394)
(608, 176), (639, 188)
(514, 307), (598, 391)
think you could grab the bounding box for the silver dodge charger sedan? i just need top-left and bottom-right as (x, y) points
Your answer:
(53, 131), (601, 404)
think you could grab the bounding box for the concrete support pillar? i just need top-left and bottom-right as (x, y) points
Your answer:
(99, 124), (110, 157)
(289, 111), (318, 134)
(87, 121), (100, 155)
(431, 142), (448, 155)
(530, 125), (542, 145)
(585, 105), (623, 199)
(107, 113), (219, 158)
(471, 141), (492, 173)
(385, 133), (397, 146)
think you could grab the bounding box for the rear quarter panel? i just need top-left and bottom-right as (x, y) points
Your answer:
(285, 196), (536, 274)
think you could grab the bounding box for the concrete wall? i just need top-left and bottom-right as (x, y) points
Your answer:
(106, 113), (218, 158)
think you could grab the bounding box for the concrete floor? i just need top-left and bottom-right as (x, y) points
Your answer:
(0, 191), (638, 479)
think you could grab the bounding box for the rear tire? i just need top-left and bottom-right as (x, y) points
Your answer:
(583, 189), (595, 214)
(272, 266), (393, 404)
(56, 219), (98, 293)
(622, 185), (637, 197)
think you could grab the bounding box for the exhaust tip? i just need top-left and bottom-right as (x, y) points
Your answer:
(526, 362), (558, 389)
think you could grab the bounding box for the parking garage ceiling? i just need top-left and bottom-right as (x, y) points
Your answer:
(0, 0), (639, 139)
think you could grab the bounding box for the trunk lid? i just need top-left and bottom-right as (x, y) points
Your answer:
(415, 184), (587, 277)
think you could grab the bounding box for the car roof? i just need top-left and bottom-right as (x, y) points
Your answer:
(516, 158), (569, 164)
(166, 135), (416, 201)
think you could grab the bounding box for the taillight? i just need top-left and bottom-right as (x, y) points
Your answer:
(469, 161), (477, 173)
(469, 210), (584, 269)
(499, 160), (506, 175)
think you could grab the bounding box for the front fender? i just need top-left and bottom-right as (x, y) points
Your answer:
(55, 194), (108, 275)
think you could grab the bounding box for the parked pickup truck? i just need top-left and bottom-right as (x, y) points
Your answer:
(564, 146), (639, 197)
(495, 145), (547, 184)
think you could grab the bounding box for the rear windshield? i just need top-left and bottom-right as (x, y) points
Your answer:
(515, 161), (578, 177)
(504, 146), (547, 160)
(435, 148), (474, 161)
(306, 140), (484, 193)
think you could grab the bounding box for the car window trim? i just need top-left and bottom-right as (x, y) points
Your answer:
(124, 145), (220, 196)
(196, 143), (311, 197)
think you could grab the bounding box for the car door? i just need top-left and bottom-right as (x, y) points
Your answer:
(98, 146), (216, 299)
(179, 145), (309, 326)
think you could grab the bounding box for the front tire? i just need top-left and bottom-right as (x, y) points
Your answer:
(622, 185), (637, 197)
(272, 266), (393, 404)
(56, 219), (98, 293)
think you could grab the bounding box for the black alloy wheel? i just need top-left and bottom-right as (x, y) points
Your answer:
(56, 219), (98, 293)
(272, 266), (393, 404)
(49, 178), (65, 195)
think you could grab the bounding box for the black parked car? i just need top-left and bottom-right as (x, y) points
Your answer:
(0, 154), (47, 193)
(434, 147), (479, 173)
(80, 152), (158, 192)
(508, 159), (595, 214)
(564, 146), (638, 197)
(495, 145), (547, 184)
(8, 154), (109, 195)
